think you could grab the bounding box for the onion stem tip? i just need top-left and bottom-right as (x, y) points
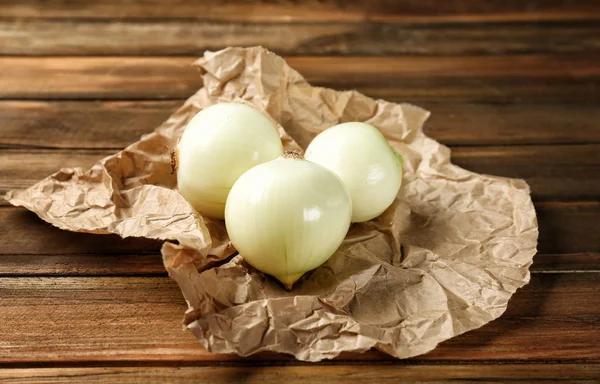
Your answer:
(170, 147), (178, 174)
(282, 151), (304, 160)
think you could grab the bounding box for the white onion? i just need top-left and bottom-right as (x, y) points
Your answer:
(176, 103), (283, 219)
(225, 153), (352, 289)
(305, 122), (403, 222)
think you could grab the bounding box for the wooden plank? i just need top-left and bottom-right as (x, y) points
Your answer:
(422, 102), (600, 146)
(2, 252), (599, 276)
(451, 144), (600, 201)
(0, 202), (597, 274)
(0, 207), (162, 256)
(2, 144), (598, 202)
(1, 252), (598, 276)
(2, 0), (599, 23)
(0, 56), (598, 103)
(0, 149), (114, 193)
(2, 101), (599, 150)
(0, 101), (179, 149)
(0, 254), (165, 276)
(536, 202), (600, 255)
(1, 364), (599, 383)
(532, 253), (600, 273)
(0, 57), (203, 101)
(0, 273), (598, 363)
(292, 55), (600, 104)
(2, 21), (599, 56)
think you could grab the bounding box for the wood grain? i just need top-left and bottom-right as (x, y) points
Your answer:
(0, 57), (203, 101)
(0, 101), (179, 149)
(2, 101), (599, 150)
(2, 252), (598, 277)
(0, 273), (598, 363)
(451, 144), (600, 201)
(1, 364), (599, 383)
(0, 149), (114, 193)
(0, 254), (165, 276)
(2, 144), (598, 201)
(536, 202), (600, 255)
(0, 207), (162, 256)
(0, 202), (597, 274)
(2, 0), (599, 22)
(422, 102), (600, 146)
(1, 56), (598, 103)
(2, 21), (599, 56)
(531, 253), (600, 273)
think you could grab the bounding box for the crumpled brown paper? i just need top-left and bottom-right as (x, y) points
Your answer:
(6, 47), (538, 362)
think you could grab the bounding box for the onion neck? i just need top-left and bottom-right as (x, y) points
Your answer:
(170, 147), (179, 174)
(282, 151), (303, 160)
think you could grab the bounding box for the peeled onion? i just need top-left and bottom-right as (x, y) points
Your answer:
(305, 122), (403, 222)
(225, 152), (352, 289)
(176, 103), (283, 219)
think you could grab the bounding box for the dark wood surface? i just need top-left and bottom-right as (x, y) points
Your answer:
(0, 1), (599, 382)
(1, 56), (598, 103)
(1, 365), (599, 383)
(3, 21), (600, 56)
(0, 273), (598, 363)
(3, 0), (600, 22)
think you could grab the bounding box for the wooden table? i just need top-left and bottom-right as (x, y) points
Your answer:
(1, 1), (599, 382)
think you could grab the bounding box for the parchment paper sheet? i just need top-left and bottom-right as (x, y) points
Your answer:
(6, 47), (538, 362)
